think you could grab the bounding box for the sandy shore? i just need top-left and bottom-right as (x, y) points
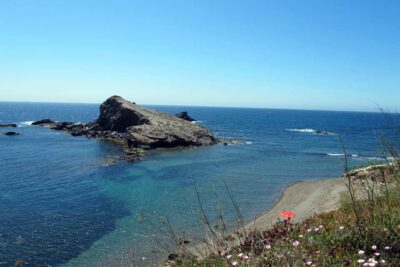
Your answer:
(245, 177), (348, 232)
(186, 177), (349, 260)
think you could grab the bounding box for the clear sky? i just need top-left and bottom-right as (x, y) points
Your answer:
(0, 0), (399, 111)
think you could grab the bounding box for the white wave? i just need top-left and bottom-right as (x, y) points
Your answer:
(18, 121), (34, 126)
(326, 153), (345, 157)
(245, 141), (253, 144)
(287, 128), (316, 133)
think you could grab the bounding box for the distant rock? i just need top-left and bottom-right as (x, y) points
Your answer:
(32, 96), (217, 162)
(32, 119), (55, 126)
(0, 124), (17, 128)
(315, 130), (331, 136)
(3, 131), (20, 136)
(175, 111), (195, 122)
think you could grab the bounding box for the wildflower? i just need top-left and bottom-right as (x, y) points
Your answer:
(243, 255), (249, 260)
(293, 240), (300, 247)
(238, 253), (243, 258)
(231, 261), (238, 266)
(226, 255), (232, 260)
(357, 259), (365, 263)
(306, 260), (312, 265)
(374, 252), (380, 256)
(339, 226), (345, 230)
(371, 245), (377, 250)
(280, 211), (296, 220)
(319, 225), (324, 229)
(314, 227), (320, 232)
(264, 244), (271, 250)
(220, 251), (226, 256)
(384, 246), (391, 250)
(358, 250), (365, 255)
(380, 259), (386, 264)
(299, 234), (303, 238)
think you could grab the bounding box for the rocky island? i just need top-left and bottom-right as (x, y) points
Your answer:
(31, 96), (217, 162)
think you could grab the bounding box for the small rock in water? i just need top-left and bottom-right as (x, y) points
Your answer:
(31, 119), (55, 126)
(175, 111), (195, 122)
(0, 124), (17, 128)
(3, 132), (20, 136)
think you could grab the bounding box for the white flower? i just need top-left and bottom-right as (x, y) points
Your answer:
(380, 259), (386, 264)
(243, 255), (249, 260)
(371, 245), (377, 250)
(362, 263), (369, 267)
(384, 246), (390, 250)
(226, 255), (232, 260)
(220, 251), (226, 256)
(374, 252), (380, 256)
(358, 250), (365, 255)
(307, 228), (312, 232)
(231, 261), (238, 266)
(299, 234), (303, 238)
(314, 227), (320, 232)
(264, 244), (271, 250)
(306, 260), (312, 265)
(319, 225), (324, 228)
(238, 253), (243, 258)
(357, 259), (365, 263)
(339, 226), (345, 230)
(367, 263), (376, 267)
(293, 240), (300, 247)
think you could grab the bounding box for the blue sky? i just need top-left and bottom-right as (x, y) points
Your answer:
(0, 0), (399, 111)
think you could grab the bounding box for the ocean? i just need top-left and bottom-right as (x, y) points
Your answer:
(0, 102), (397, 266)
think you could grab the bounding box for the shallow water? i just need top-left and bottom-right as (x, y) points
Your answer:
(0, 102), (397, 266)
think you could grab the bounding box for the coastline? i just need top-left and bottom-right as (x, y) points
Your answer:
(187, 176), (349, 260)
(244, 177), (348, 232)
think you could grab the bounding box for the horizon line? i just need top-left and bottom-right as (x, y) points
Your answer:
(0, 99), (388, 114)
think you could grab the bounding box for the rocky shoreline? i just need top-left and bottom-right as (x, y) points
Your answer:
(30, 96), (218, 162)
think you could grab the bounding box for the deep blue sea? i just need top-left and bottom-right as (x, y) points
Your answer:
(0, 102), (398, 266)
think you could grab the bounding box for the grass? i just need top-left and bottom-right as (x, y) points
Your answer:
(167, 169), (400, 266)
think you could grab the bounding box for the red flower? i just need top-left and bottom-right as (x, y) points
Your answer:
(280, 211), (296, 220)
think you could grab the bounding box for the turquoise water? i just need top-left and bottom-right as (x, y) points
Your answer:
(0, 102), (397, 266)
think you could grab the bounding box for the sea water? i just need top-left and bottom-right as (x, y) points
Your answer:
(0, 102), (398, 266)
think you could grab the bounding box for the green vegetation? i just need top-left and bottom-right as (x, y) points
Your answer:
(168, 166), (400, 266)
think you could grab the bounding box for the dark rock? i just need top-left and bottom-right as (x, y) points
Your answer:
(175, 111), (195, 122)
(97, 96), (149, 132)
(315, 130), (330, 135)
(50, 122), (74, 130)
(0, 124), (17, 128)
(3, 131), (20, 136)
(32, 119), (55, 126)
(32, 96), (217, 163)
(168, 253), (179, 261)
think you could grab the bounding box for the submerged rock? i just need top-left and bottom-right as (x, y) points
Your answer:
(175, 111), (195, 122)
(32, 96), (217, 162)
(0, 124), (17, 128)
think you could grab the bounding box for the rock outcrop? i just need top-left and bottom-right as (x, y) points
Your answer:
(175, 111), (195, 122)
(0, 124), (17, 128)
(32, 96), (217, 162)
